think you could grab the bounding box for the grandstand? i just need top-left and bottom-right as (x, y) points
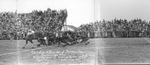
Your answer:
(0, 8), (68, 40)
(79, 18), (150, 38)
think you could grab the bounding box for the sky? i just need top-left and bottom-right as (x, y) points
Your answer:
(100, 0), (150, 21)
(0, 0), (95, 27)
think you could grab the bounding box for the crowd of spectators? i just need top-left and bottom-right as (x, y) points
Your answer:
(0, 8), (68, 40)
(78, 18), (150, 38)
(1, 8), (149, 39)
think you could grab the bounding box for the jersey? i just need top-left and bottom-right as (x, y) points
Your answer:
(26, 30), (35, 39)
(27, 30), (35, 35)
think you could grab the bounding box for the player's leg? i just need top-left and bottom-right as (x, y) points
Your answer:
(85, 38), (90, 45)
(43, 40), (47, 46)
(41, 39), (46, 46)
(23, 39), (29, 49)
(57, 37), (65, 47)
(37, 38), (44, 47)
(45, 39), (48, 46)
(29, 39), (34, 49)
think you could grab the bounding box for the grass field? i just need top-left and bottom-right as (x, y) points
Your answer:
(103, 38), (150, 65)
(1, 38), (150, 65)
(0, 39), (99, 65)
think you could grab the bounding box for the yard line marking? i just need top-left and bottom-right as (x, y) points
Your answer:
(144, 38), (150, 43)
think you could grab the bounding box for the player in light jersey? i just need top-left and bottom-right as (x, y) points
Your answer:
(23, 29), (35, 49)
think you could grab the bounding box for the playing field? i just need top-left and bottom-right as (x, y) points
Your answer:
(0, 39), (100, 65)
(1, 38), (150, 65)
(103, 38), (150, 65)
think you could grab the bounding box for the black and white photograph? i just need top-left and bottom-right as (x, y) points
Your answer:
(99, 0), (150, 65)
(0, 0), (100, 65)
(1, 0), (150, 65)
